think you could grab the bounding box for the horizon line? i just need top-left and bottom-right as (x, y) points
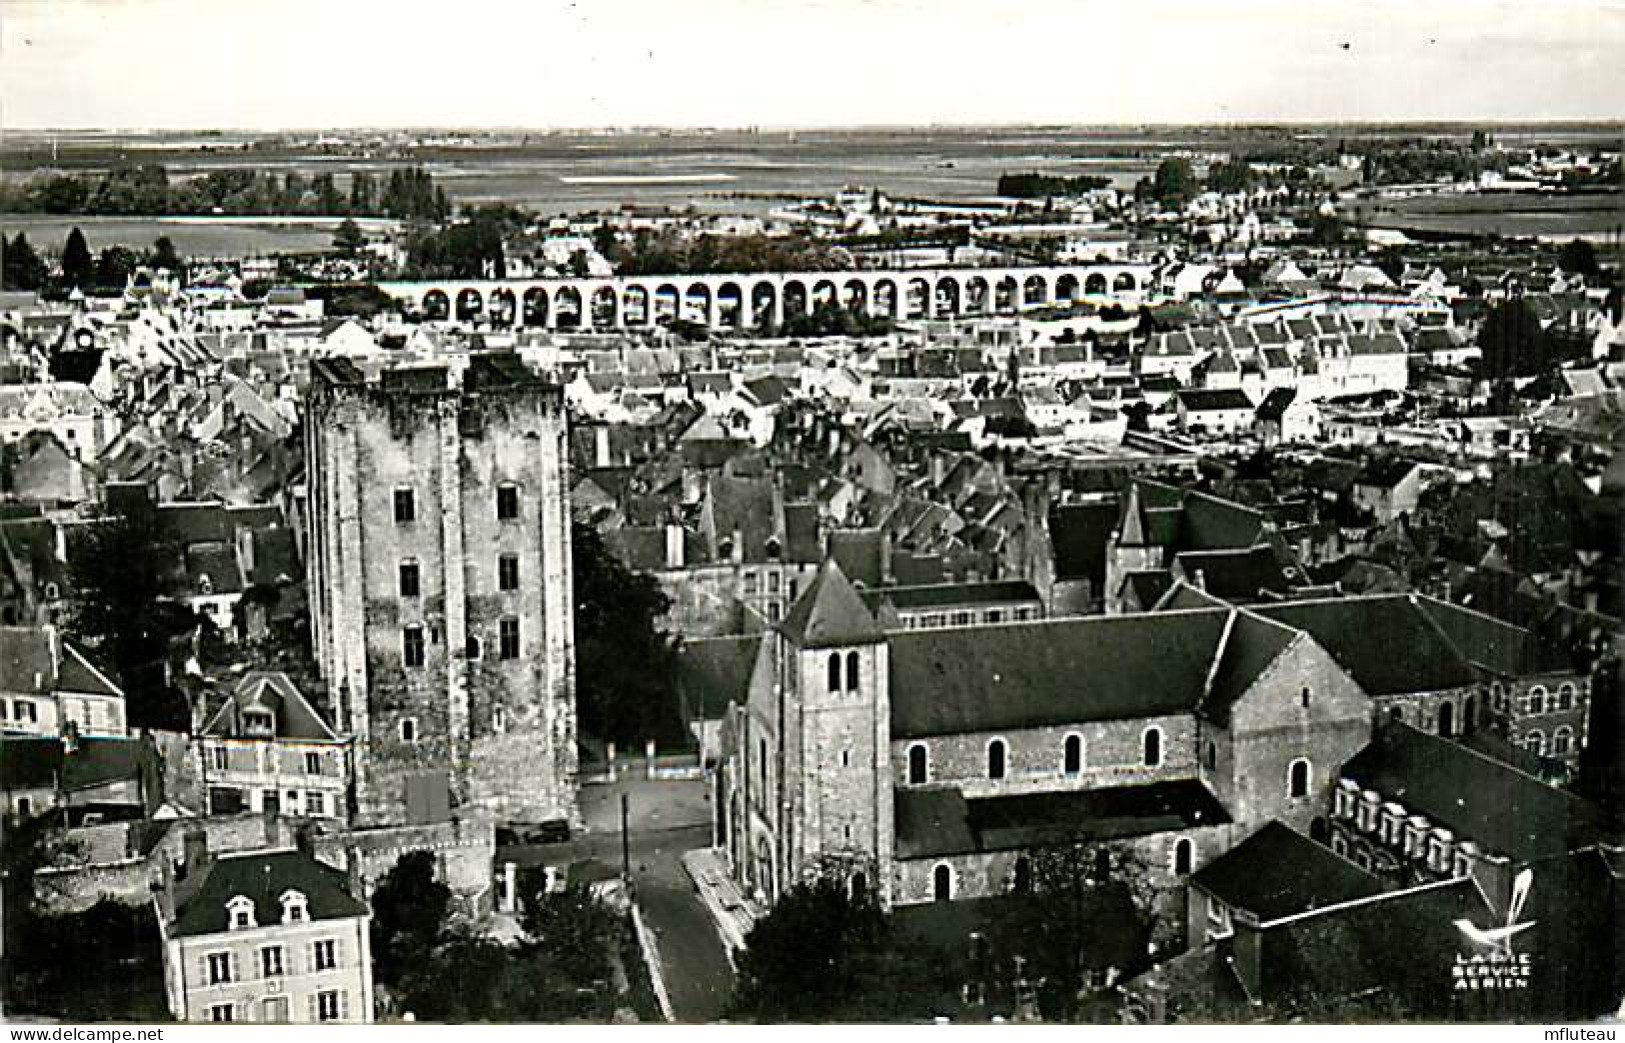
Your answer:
(5, 118), (1624, 137)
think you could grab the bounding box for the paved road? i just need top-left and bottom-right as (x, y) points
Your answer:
(501, 781), (734, 1022)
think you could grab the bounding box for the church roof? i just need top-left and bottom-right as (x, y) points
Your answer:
(888, 608), (1232, 738)
(1249, 595), (1478, 696)
(777, 559), (885, 649)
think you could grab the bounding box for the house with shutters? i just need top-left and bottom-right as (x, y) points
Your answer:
(715, 558), (1375, 951)
(156, 840), (373, 1024)
(0, 624), (128, 739)
(194, 671), (350, 822)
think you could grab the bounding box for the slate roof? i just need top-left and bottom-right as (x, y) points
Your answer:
(1354, 455), (1421, 490)
(1255, 387), (1298, 423)
(826, 529), (886, 588)
(1122, 569), (1173, 609)
(1414, 594), (1568, 676)
(1048, 501), (1118, 589)
(778, 559), (886, 649)
(674, 635), (762, 721)
(1341, 722), (1611, 862)
(1190, 821), (1384, 923)
(895, 780), (1231, 859)
(1178, 388), (1255, 412)
(865, 580), (1040, 613)
(171, 848), (368, 938)
(0, 735), (151, 792)
(201, 672), (340, 742)
(1174, 546), (1295, 603)
(888, 608), (1231, 738)
(0, 626), (121, 698)
(1250, 595), (1477, 696)
(1200, 612), (1301, 725)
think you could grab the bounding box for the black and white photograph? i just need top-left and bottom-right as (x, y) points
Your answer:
(0, 0), (1622, 1028)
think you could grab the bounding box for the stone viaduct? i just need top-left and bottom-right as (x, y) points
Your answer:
(377, 263), (1155, 330)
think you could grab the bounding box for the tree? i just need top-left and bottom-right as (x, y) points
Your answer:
(60, 227), (93, 290)
(519, 879), (619, 983)
(370, 850), (452, 991)
(592, 224), (621, 266)
(1011, 843), (1159, 1021)
(1151, 158), (1196, 206)
(3, 233), (48, 291)
(94, 245), (140, 289)
(1206, 159), (1253, 195)
(149, 235), (182, 272)
(332, 218), (366, 255)
(1558, 239), (1600, 279)
(571, 521), (685, 747)
(1478, 298), (1550, 395)
(64, 505), (193, 725)
(731, 873), (955, 1022)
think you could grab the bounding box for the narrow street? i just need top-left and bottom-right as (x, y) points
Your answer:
(500, 779), (735, 1022)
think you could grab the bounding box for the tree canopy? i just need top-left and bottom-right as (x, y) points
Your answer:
(376, 854), (646, 1022)
(61, 227), (93, 289)
(571, 520), (685, 748)
(65, 506), (195, 727)
(3, 233), (49, 291)
(370, 850), (453, 992)
(730, 873), (958, 1022)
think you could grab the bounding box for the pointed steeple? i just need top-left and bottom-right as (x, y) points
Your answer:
(778, 558), (885, 649)
(1118, 481), (1147, 547)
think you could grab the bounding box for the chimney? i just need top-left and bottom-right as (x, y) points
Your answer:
(664, 523), (685, 570)
(1193, 568), (1207, 592)
(264, 791), (281, 845)
(880, 531), (894, 586)
(182, 824), (211, 879)
(594, 425), (611, 468)
(731, 527), (744, 565)
(61, 719), (81, 756)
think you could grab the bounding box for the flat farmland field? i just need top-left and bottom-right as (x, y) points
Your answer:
(1351, 190), (1623, 240)
(0, 214), (398, 257)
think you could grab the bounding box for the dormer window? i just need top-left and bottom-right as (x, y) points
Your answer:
(242, 710), (275, 737)
(279, 890), (308, 925)
(198, 573), (214, 596)
(227, 895), (257, 930)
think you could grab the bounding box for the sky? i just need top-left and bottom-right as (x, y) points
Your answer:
(2, 0), (1623, 130)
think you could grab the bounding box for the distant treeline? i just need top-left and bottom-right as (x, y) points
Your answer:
(0, 163), (450, 221)
(997, 172), (1113, 198)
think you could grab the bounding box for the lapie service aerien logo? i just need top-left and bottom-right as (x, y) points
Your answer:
(1451, 867), (1535, 991)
